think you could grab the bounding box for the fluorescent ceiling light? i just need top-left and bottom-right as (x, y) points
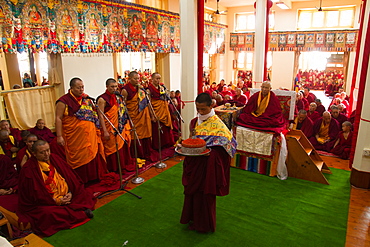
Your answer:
(276, 2), (290, 9)
(271, 0), (280, 2)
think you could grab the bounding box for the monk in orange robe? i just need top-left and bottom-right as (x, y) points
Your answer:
(97, 78), (135, 173)
(121, 71), (153, 162)
(55, 77), (106, 183)
(147, 73), (175, 150)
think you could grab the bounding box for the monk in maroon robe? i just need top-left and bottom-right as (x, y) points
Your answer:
(315, 99), (326, 116)
(296, 92), (309, 111)
(0, 120), (22, 143)
(28, 119), (55, 143)
(0, 130), (18, 160)
(180, 93), (236, 233)
(330, 105), (348, 126)
(18, 141), (96, 237)
(147, 73), (175, 150)
(307, 102), (321, 123)
(15, 134), (37, 172)
(0, 155), (18, 196)
(232, 88), (248, 107)
(331, 121), (353, 159)
(289, 110), (313, 138)
(309, 112), (340, 152)
(303, 87), (316, 103)
(236, 81), (286, 132)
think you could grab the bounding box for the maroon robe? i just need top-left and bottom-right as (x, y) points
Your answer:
(332, 113), (348, 126)
(293, 117), (314, 138)
(331, 131), (353, 159)
(316, 105), (326, 116)
(29, 126), (55, 143)
(15, 146), (32, 173)
(297, 98), (309, 111)
(180, 118), (231, 233)
(309, 118), (340, 152)
(307, 111), (320, 123)
(18, 154), (96, 237)
(236, 91), (286, 132)
(0, 155), (18, 189)
(305, 93), (316, 104)
(233, 94), (247, 107)
(10, 128), (22, 143)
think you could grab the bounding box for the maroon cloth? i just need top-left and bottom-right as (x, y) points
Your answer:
(349, 110), (356, 124)
(106, 145), (136, 173)
(151, 121), (175, 150)
(97, 91), (115, 112)
(316, 105), (326, 116)
(29, 126), (55, 143)
(180, 118), (231, 233)
(168, 103), (180, 141)
(15, 147), (32, 173)
(236, 91), (286, 133)
(0, 155), (18, 189)
(10, 128), (22, 142)
(332, 113), (348, 126)
(130, 137), (157, 162)
(17, 154), (96, 237)
(305, 93), (316, 103)
(297, 98), (309, 111)
(0, 137), (18, 159)
(331, 131), (353, 159)
(296, 117), (314, 138)
(309, 118), (340, 152)
(232, 94), (247, 107)
(49, 137), (66, 160)
(307, 111), (321, 123)
(74, 153), (105, 184)
(57, 93), (82, 116)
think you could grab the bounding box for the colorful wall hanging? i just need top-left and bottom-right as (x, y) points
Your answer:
(230, 30), (358, 52)
(0, 0), (226, 54)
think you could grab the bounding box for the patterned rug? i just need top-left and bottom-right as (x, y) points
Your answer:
(317, 150), (340, 158)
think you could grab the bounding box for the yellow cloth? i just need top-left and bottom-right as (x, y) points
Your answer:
(38, 161), (69, 206)
(0, 135), (16, 158)
(291, 117), (299, 130)
(194, 115), (232, 141)
(252, 92), (271, 117)
(126, 91), (152, 139)
(101, 104), (125, 156)
(317, 121), (330, 144)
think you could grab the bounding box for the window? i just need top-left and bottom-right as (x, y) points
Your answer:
(235, 12), (275, 32)
(297, 6), (355, 30)
(237, 52), (253, 70)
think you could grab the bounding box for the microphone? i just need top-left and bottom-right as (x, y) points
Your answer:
(114, 91), (123, 97)
(83, 95), (96, 102)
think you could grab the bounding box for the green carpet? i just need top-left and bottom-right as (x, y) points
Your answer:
(45, 164), (350, 247)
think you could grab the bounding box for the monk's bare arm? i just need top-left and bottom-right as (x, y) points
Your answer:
(121, 89), (128, 103)
(97, 97), (109, 140)
(55, 101), (66, 146)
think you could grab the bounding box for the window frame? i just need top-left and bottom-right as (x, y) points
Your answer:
(234, 11), (275, 32)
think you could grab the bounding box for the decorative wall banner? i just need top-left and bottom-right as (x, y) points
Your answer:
(230, 30), (358, 52)
(0, 0), (226, 54)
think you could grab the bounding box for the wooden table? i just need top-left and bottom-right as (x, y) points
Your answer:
(10, 234), (53, 247)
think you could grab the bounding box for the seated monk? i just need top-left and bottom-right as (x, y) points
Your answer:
(29, 119), (55, 143)
(0, 155), (18, 196)
(331, 121), (353, 160)
(0, 130), (18, 160)
(232, 88), (247, 107)
(330, 105), (348, 126)
(296, 91), (309, 111)
(15, 134), (38, 172)
(289, 110), (313, 138)
(307, 102), (320, 123)
(309, 111), (340, 152)
(17, 140), (96, 237)
(0, 120), (21, 143)
(315, 99), (326, 116)
(19, 130), (30, 149)
(236, 81), (286, 131)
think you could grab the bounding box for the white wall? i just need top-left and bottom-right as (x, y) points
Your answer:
(169, 53), (181, 91)
(61, 54), (114, 98)
(271, 51), (295, 90)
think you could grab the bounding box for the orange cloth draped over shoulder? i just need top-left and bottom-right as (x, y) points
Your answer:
(317, 121), (330, 143)
(152, 99), (172, 128)
(102, 104), (124, 156)
(38, 161), (69, 206)
(125, 91), (152, 139)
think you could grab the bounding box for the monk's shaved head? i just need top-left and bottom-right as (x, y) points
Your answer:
(69, 77), (82, 88)
(261, 81), (272, 97)
(0, 129), (9, 138)
(32, 140), (48, 153)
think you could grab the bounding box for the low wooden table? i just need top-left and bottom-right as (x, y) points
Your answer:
(214, 105), (244, 129)
(10, 233), (53, 247)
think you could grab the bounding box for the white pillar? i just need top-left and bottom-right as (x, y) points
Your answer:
(253, 0), (268, 87)
(180, 0), (198, 139)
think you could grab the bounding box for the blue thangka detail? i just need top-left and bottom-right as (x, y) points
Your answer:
(74, 100), (100, 128)
(117, 96), (128, 133)
(195, 135), (237, 157)
(138, 95), (149, 112)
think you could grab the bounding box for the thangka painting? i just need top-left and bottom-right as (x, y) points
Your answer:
(230, 30), (358, 52)
(0, 0), (225, 54)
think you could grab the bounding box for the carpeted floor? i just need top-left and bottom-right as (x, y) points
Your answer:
(45, 164), (350, 247)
